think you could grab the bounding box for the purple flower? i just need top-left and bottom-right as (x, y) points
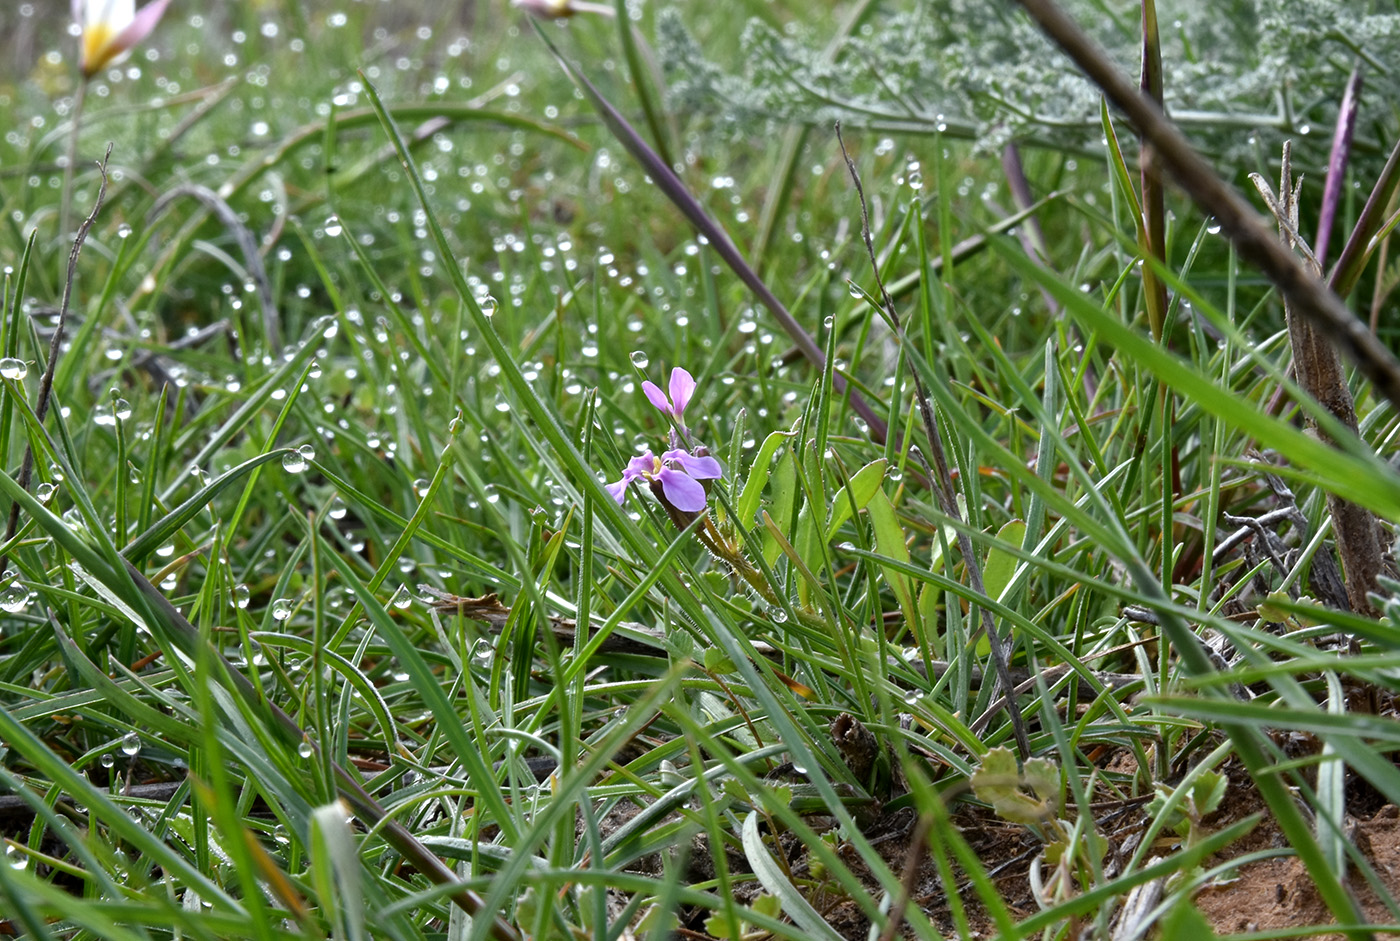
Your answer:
(607, 447), (722, 513)
(642, 368), (696, 433)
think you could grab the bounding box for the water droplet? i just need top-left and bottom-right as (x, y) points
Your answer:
(297, 740), (314, 759)
(282, 450), (308, 473)
(271, 597), (293, 621)
(390, 584), (413, 609)
(412, 478), (430, 496)
(629, 350), (650, 369)
(232, 584), (250, 609)
(113, 399), (132, 421)
(100, 753), (115, 769)
(35, 482), (57, 503)
(155, 543), (175, 559)
(0, 583), (28, 613)
(481, 295), (499, 317)
(127, 465), (141, 485)
(770, 607), (788, 624)
(328, 497), (347, 521)
(448, 414), (464, 434)
(120, 732), (141, 756)
(0, 359), (27, 381)
(116, 222), (132, 239)
(470, 637), (494, 665)
(324, 215), (343, 237)
(1206, 218), (1222, 235)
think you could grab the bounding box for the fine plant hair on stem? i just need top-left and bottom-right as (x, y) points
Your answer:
(836, 124), (1031, 760)
(0, 143), (113, 577)
(1012, 0), (1400, 413)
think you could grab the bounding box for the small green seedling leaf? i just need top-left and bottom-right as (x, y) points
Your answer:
(1159, 900), (1218, 940)
(971, 746), (1057, 826)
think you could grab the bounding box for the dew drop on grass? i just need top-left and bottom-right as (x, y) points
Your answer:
(324, 214), (343, 237)
(390, 584), (413, 609)
(0, 583), (28, 613)
(297, 740), (314, 759)
(412, 478), (430, 496)
(121, 732), (141, 757)
(629, 350), (649, 369)
(100, 753), (115, 769)
(117, 223), (132, 239)
(36, 482), (57, 503)
(6, 844), (26, 870)
(770, 608), (788, 623)
(156, 543), (175, 559)
(481, 295), (499, 316)
(1206, 218), (1222, 234)
(232, 584), (251, 609)
(113, 399), (132, 421)
(282, 449), (308, 473)
(271, 598), (293, 621)
(0, 359), (27, 380)
(328, 497), (347, 520)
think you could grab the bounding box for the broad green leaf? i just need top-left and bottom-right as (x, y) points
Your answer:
(825, 458), (887, 541)
(983, 519), (1027, 602)
(738, 429), (796, 526)
(867, 489), (916, 629)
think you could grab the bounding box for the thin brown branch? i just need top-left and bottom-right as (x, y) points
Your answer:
(1013, 0), (1400, 412)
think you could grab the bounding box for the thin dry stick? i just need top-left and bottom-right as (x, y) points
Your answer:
(836, 125), (1031, 760)
(0, 143), (113, 577)
(1013, 0), (1400, 413)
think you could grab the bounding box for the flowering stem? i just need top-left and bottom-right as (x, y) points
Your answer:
(59, 80), (88, 245)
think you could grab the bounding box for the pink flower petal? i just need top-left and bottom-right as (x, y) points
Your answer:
(657, 468), (707, 513)
(641, 380), (671, 416)
(112, 0), (170, 54)
(667, 368), (696, 417)
(605, 478), (630, 504)
(663, 449), (722, 480)
(625, 452), (657, 477)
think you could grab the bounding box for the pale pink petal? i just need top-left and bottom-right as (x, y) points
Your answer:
(641, 380), (672, 416)
(605, 478), (630, 504)
(667, 368), (696, 418)
(663, 449), (722, 480)
(657, 468), (707, 512)
(625, 452), (657, 477)
(111, 0), (171, 54)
